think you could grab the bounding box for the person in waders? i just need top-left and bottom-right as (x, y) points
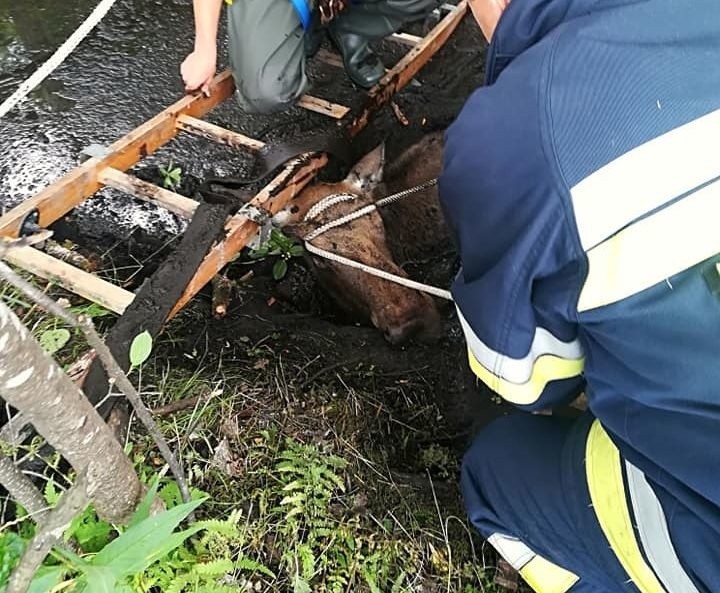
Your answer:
(181, 0), (439, 113)
(440, 0), (720, 591)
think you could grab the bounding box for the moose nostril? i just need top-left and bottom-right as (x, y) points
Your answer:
(383, 319), (424, 345)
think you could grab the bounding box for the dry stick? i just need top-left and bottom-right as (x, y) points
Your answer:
(6, 473), (89, 593)
(0, 454), (48, 524)
(0, 258), (194, 511)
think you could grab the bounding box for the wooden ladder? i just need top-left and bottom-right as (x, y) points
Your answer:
(0, 2), (467, 321)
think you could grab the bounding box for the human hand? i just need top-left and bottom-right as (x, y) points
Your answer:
(181, 48), (217, 96)
(468, 0), (510, 42)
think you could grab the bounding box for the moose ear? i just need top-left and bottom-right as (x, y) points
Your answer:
(345, 143), (385, 192)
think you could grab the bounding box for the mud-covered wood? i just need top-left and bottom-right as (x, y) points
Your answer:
(1, 246), (134, 314)
(99, 168), (198, 219)
(0, 71), (235, 238)
(347, 0), (468, 137)
(176, 114), (265, 152)
(170, 154), (328, 317)
(298, 95), (350, 119)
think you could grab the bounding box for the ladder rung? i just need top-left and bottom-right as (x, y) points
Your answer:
(298, 95), (350, 119)
(176, 115), (265, 151)
(390, 32), (422, 47)
(2, 246), (134, 314)
(98, 168), (197, 219)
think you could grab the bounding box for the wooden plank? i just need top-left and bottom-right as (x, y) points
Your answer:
(176, 115), (265, 152)
(169, 153), (328, 317)
(347, 1), (468, 137)
(0, 71), (236, 238)
(389, 32), (422, 47)
(316, 48), (344, 68)
(2, 246), (134, 314)
(298, 95), (350, 119)
(98, 168), (198, 219)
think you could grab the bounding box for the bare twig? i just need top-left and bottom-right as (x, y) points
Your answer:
(0, 454), (48, 524)
(0, 260), (193, 511)
(6, 473), (89, 593)
(151, 395), (202, 417)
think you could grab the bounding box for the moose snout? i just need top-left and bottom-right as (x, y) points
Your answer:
(375, 301), (442, 345)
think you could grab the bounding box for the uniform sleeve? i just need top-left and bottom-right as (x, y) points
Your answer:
(439, 53), (585, 411)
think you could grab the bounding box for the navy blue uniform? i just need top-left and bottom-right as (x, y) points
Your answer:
(439, 0), (720, 591)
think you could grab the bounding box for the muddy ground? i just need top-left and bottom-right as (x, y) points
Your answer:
(0, 2), (522, 590)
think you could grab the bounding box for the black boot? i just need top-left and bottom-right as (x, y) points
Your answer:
(304, 20), (325, 58)
(328, 28), (385, 89)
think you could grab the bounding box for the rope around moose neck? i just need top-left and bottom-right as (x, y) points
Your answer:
(301, 178), (454, 301)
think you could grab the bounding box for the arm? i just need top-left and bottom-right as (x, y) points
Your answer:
(440, 63), (586, 412)
(181, 0), (223, 96)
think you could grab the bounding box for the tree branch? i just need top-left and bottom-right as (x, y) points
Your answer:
(0, 259), (192, 509)
(0, 454), (48, 524)
(6, 473), (89, 593)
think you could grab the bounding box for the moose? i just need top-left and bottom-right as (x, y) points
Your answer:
(272, 131), (452, 344)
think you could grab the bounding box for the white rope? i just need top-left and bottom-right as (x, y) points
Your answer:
(0, 0), (119, 120)
(302, 177), (454, 301)
(304, 241), (453, 301)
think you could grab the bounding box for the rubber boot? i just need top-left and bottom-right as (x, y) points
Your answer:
(327, 28), (385, 89)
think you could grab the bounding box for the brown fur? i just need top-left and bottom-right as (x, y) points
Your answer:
(273, 133), (448, 344)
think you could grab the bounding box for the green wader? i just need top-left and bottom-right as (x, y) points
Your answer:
(227, 0), (439, 114)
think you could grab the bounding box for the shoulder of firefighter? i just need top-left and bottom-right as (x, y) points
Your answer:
(440, 0), (720, 583)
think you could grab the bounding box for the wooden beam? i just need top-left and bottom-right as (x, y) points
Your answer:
(2, 246), (134, 314)
(169, 153), (328, 317)
(298, 95), (350, 119)
(0, 71), (236, 238)
(176, 115), (265, 152)
(389, 32), (422, 47)
(347, 1), (468, 137)
(98, 168), (198, 219)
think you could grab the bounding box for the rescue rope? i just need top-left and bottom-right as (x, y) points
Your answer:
(0, 0), (119, 120)
(302, 178), (454, 301)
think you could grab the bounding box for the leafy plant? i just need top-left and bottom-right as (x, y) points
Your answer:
(38, 328), (71, 355)
(159, 162), (183, 190)
(250, 229), (305, 280)
(129, 330), (153, 369)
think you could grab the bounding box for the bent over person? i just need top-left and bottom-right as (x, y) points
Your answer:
(182, 0), (438, 114)
(440, 0), (720, 591)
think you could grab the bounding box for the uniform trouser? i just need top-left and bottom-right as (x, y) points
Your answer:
(227, 0), (438, 113)
(460, 413), (707, 593)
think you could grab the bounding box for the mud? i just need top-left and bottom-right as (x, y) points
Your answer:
(0, 0), (506, 522)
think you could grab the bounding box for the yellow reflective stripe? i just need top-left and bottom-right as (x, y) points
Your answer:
(519, 556), (580, 593)
(585, 422), (667, 593)
(467, 348), (584, 405)
(570, 108), (720, 250)
(578, 178), (720, 312)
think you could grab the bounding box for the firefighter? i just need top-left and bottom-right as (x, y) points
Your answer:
(181, 0), (438, 114)
(440, 0), (720, 591)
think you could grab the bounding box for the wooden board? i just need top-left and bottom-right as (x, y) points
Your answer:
(0, 71), (236, 238)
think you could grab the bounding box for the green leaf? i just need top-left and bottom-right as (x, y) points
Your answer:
(128, 475), (161, 528)
(289, 244), (305, 257)
(43, 479), (60, 506)
(293, 573), (311, 593)
(0, 532), (25, 588)
(91, 498), (205, 578)
(75, 566), (116, 593)
(39, 328), (71, 355)
(129, 331), (153, 368)
(273, 259), (288, 280)
(27, 566), (67, 593)
(235, 557), (275, 579)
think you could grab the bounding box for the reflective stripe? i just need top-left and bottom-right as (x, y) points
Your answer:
(457, 308), (584, 384)
(571, 108), (720, 250)
(585, 422), (667, 593)
(488, 534), (579, 593)
(488, 534), (536, 570)
(520, 556), (580, 593)
(457, 308), (584, 405)
(626, 462), (701, 593)
(578, 177), (720, 311)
